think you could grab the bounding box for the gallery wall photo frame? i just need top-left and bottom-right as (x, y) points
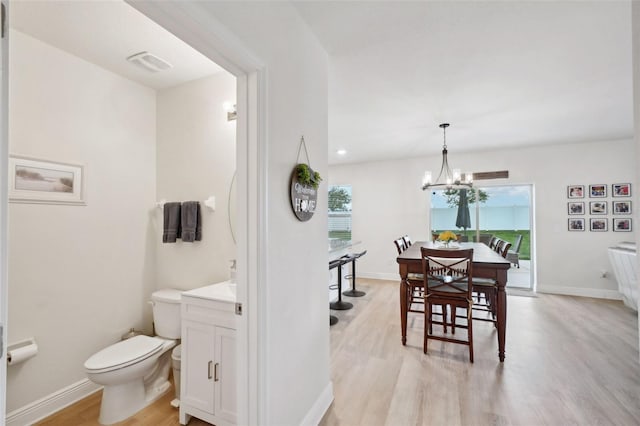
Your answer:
(613, 201), (632, 215)
(8, 155), (86, 205)
(589, 218), (608, 232)
(568, 202), (584, 215)
(567, 185), (584, 198)
(589, 184), (607, 198)
(613, 218), (632, 232)
(612, 183), (631, 197)
(568, 218), (585, 231)
(589, 201), (607, 215)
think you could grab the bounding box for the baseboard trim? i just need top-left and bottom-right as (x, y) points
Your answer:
(358, 272), (398, 281)
(6, 379), (101, 426)
(537, 285), (622, 300)
(300, 381), (333, 426)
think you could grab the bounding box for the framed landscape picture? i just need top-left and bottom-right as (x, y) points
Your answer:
(589, 201), (607, 215)
(589, 184), (607, 198)
(8, 155), (86, 205)
(612, 183), (631, 197)
(613, 218), (632, 232)
(568, 202), (584, 215)
(590, 218), (608, 232)
(568, 218), (585, 231)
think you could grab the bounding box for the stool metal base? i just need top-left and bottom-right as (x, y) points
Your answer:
(330, 300), (353, 310)
(330, 315), (338, 326)
(343, 289), (366, 297)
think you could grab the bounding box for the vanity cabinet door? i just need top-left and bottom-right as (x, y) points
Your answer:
(215, 326), (237, 423)
(181, 320), (215, 415)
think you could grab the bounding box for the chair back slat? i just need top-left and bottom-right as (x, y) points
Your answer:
(421, 248), (473, 298)
(394, 238), (406, 255)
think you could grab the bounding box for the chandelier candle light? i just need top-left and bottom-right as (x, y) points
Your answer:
(421, 123), (473, 190)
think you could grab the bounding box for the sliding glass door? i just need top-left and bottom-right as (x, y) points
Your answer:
(431, 185), (534, 290)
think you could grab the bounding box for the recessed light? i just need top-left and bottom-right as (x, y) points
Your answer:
(337, 149), (347, 156)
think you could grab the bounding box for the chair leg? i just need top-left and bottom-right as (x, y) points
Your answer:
(424, 302), (429, 354)
(451, 304), (456, 335)
(468, 307), (474, 363)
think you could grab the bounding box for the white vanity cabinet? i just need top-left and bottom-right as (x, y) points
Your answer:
(180, 282), (237, 426)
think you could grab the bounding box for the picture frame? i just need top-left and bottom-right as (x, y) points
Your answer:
(567, 185), (584, 198)
(589, 218), (608, 232)
(568, 218), (585, 231)
(567, 202), (584, 215)
(612, 183), (631, 197)
(589, 201), (607, 215)
(589, 184), (607, 198)
(8, 155), (86, 205)
(613, 201), (631, 215)
(613, 218), (632, 232)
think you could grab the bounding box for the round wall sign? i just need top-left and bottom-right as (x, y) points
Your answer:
(290, 169), (318, 221)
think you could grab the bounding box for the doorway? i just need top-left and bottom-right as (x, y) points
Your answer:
(430, 184), (534, 290)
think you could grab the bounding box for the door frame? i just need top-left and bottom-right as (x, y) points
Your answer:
(0, 0), (9, 421)
(125, 2), (267, 424)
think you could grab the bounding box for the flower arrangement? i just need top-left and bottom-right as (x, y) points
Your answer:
(438, 230), (458, 247)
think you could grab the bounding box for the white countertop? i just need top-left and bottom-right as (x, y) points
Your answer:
(182, 280), (237, 303)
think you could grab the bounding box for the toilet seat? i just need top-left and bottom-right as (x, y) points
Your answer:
(84, 335), (164, 374)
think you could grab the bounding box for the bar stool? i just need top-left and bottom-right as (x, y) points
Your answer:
(329, 257), (353, 311)
(343, 250), (367, 297)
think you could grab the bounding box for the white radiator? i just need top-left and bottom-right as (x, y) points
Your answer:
(608, 241), (638, 311)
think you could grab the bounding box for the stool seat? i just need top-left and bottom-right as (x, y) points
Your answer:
(342, 250), (367, 298)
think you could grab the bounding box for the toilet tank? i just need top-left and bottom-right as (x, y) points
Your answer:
(151, 289), (182, 339)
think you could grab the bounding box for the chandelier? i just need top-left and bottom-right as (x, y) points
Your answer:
(421, 123), (473, 190)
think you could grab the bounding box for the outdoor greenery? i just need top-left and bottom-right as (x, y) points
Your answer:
(443, 188), (489, 208)
(435, 229), (531, 260)
(329, 230), (351, 240)
(328, 187), (352, 211)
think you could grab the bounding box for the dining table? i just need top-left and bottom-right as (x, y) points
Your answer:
(396, 241), (511, 361)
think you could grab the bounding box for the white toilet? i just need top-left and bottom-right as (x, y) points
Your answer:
(84, 289), (182, 425)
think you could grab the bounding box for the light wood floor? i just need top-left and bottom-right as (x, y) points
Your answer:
(35, 378), (211, 426)
(37, 279), (640, 425)
(320, 279), (640, 425)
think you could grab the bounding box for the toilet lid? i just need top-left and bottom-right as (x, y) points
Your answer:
(84, 335), (164, 373)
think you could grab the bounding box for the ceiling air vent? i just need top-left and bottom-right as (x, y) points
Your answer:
(126, 51), (172, 73)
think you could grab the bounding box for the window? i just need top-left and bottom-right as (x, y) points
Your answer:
(328, 185), (352, 240)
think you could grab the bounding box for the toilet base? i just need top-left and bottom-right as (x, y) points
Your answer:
(98, 378), (171, 425)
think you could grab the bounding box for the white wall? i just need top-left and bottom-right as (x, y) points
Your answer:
(7, 31), (157, 411)
(156, 73), (236, 290)
(174, 3), (331, 424)
(330, 138), (635, 298)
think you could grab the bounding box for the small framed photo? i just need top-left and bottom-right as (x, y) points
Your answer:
(613, 218), (632, 232)
(568, 218), (585, 231)
(613, 201), (631, 215)
(589, 184), (607, 198)
(567, 185), (584, 198)
(568, 202), (584, 215)
(8, 155), (86, 205)
(589, 201), (607, 215)
(590, 218), (608, 232)
(612, 183), (631, 197)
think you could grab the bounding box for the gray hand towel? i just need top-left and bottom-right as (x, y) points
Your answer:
(181, 201), (202, 242)
(162, 202), (181, 243)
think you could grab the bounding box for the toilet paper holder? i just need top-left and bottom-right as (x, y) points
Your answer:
(7, 337), (38, 366)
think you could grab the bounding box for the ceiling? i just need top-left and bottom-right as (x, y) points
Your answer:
(10, 0), (224, 90)
(9, 1), (634, 166)
(293, 1), (634, 165)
